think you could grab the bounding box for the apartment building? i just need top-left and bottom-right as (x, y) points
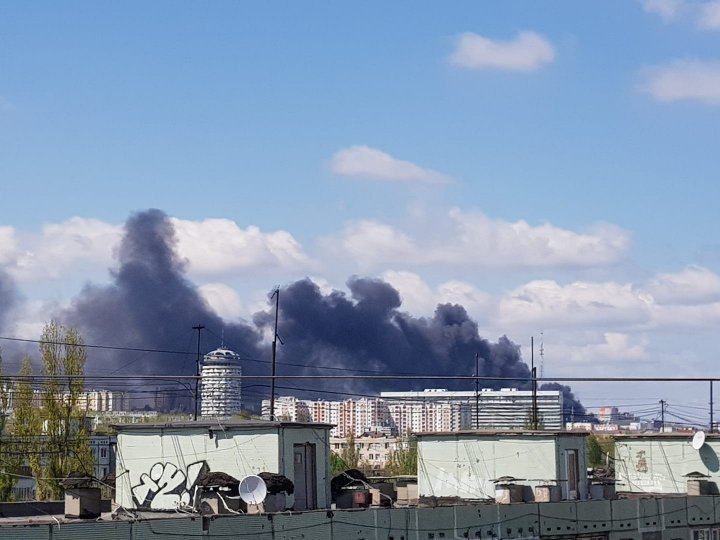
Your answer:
(263, 387), (562, 436)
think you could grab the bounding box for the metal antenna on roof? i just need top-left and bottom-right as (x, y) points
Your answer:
(539, 331), (545, 379)
(192, 324), (205, 422)
(531, 336), (538, 430)
(270, 286), (283, 421)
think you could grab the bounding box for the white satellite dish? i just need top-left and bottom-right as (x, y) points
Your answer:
(692, 430), (707, 450)
(239, 475), (267, 505)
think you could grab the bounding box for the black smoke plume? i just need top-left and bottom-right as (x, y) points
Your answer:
(61, 209), (583, 418)
(253, 277), (531, 391)
(539, 382), (586, 422)
(0, 269), (17, 335)
(64, 209), (264, 409)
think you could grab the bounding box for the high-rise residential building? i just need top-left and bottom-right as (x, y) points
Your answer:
(262, 387), (564, 436)
(380, 388), (564, 431)
(200, 347), (243, 417)
(6, 388), (127, 413)
(74, 389), (127, 412)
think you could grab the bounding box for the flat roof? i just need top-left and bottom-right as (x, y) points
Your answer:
(415, 430), (587, 438)
(112, 420), (334, 431)
(613, 432), (720, 440)
(379, 390), (561, 397)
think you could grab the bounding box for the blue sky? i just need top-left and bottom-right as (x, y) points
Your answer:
(2, 1), (720, 418)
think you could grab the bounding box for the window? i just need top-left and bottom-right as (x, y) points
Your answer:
(694, 529), (711, 540)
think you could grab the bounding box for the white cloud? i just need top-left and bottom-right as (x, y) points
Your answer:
(330, 146), (451, 184)
(498, 280), (654, 328)
(646, 266), (720, 305)
(494, 267), (720, 332)
(197, 283), (245, 322)
(171, 218), (314, 276)
(331, 209), (630, 270)
(4, 217), (313, 284)
(0, 226), (18, 266)
(449, 31), (555, 72)
(381, 270), (492, 318)
(9, 218), (121, 281)
(555, 332), (649, 365)
(334, 221), (420, 270)
(640, 0), (686, 21)
(640, 60), (720, 104)
(699, 0), (720, 28)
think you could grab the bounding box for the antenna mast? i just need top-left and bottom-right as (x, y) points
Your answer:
(270, 287), (281, 421)
(192, 324), (205, 421)
(531, 336), (538, 430)
(539, 331), (544, 379)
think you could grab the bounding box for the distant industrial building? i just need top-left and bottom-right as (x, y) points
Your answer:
(200, 347), (243, 417)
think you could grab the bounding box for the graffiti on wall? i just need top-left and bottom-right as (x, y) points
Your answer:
(132, 460), (209, 509)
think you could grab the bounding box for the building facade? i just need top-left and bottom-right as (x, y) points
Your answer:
(200, 347), (242, 417)
(329, 434), (402, 472)
(381, 388), (564, 431)
(263, 388), (563, 436)
(114, 421), (332, 511)
(416, 430), (588, 501)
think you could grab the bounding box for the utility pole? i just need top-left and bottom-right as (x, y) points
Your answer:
(531, 336), (538, 430)
(192, 324), (205, 421)
(475, 352), (480, 430)
(711, 382), (714, 433)
(270, 288), (281, 421)
(659, 399), (666, 432)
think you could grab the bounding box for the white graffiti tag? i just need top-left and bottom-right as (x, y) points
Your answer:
(132, 461), (208, 509)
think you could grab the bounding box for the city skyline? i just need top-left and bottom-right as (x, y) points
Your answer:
(2, 2), (720, 411)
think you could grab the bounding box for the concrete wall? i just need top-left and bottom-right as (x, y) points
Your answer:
(615, 437), (720, 494)
(116, 425), (330, 510)
(278, 426), (331, 509)
(556, 433), (589, 500)
(4, 496), (720, 539)
(418, 434), (584, 500)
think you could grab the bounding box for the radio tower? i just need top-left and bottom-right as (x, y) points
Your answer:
(539, 331), (545, 379)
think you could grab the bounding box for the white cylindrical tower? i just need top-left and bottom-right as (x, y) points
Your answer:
(200, 347), (242, 417)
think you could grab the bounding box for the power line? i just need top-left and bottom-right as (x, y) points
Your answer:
(0, 336), (194, 356)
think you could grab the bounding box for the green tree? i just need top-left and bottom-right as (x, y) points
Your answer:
(340, 432), (360, 470)
(330, 453), (349, 477)
(37, 321), (94, 500)
(0, 348), (17, 500)
(590, 434), (615, 468)
(385, 432), (417, 476)
(11, 357), (42, 498)
(587, 433), (603, 467)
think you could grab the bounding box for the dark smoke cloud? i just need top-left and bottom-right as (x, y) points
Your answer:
(540, 382), (586, 422)
(254, 277), (531, 393)
(60, 209), (583, 418)
(64, 210), (264, 408)
(0, 269), (17, 335)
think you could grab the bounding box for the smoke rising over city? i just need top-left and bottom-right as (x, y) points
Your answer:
(0, 270), (17, 336)
(2, 209), (583, 416)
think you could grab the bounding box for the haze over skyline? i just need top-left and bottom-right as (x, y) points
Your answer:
(2, 2), (720, 419)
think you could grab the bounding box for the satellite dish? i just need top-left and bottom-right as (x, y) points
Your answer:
(239, 475), (267, 505)
(692, 430), (707, 450)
